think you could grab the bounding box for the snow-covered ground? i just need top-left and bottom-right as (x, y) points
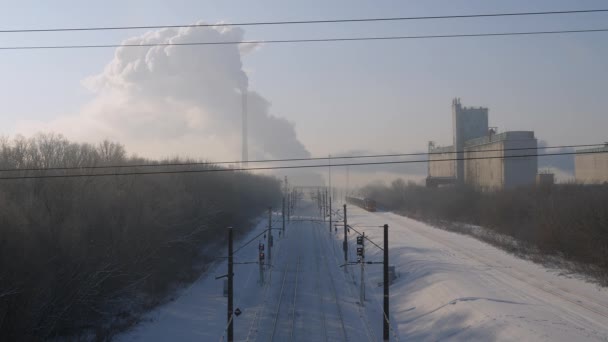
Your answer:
(117, 201), (608, 341)
(117, 202), (374, 342)
(349, 206), (608, 341)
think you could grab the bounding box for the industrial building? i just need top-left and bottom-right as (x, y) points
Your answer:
(536, 171), (555, 188)
(575, 144), (608, 184)
(427, 98), (538, 190)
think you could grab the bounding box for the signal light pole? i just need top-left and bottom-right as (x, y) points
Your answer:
(259, 241), (265, 286)
(355, 232), (366, 305)
(338, 222), (390, 339)
(267, 207), (272, 263)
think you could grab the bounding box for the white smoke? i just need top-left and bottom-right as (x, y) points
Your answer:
(16, 21), (310, 162)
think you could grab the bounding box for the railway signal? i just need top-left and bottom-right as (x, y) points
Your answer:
(259, 249), (265, 285)
(358, 233), (366, 305)
(339, 224), (390, 339)
(268, 207), (272, 263)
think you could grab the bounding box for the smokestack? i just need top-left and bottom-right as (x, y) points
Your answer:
(242, 89), (248, 168)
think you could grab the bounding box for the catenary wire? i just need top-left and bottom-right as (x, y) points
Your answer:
(0, 143), (601, 173)
(0, 9), (606, 33)
(0, 149), (605, 181)
(1, 28), (608, 51)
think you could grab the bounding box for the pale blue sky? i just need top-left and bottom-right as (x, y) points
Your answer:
(0, 0), (606, 158)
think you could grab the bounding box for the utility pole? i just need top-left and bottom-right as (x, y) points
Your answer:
(328, 153), (332, 221)
(318, 189), (322, 218)
(325, 189), (328, 219)
(322, 191), (326, 222)
(282, 197), (285, 236)
(383, 224), (390, 341)
(345, 165), (349, 201)
(267, 207), (272, 264)
(329, 194), (332, 234)
(259, 241), (264, 286)
(343, 204), (348, 270)
(361, 232), (366, 304)
(287, 193), (290, 223)
(227, 226), (234, 342)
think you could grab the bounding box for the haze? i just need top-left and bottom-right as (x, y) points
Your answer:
(1, 0), (606, 185)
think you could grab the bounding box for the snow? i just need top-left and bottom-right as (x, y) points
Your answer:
(348, 206), (608, 341)
(117, 201), (608, 341)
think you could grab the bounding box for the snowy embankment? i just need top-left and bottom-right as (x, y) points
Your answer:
(349, 206), (608, 341)
(117, 202), (608, 341)
(116, 215), (275, 341)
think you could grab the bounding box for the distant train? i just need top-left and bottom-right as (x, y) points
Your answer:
(346, 196), (377, 212)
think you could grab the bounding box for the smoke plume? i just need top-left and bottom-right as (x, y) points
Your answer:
(16, 21), (310, 162)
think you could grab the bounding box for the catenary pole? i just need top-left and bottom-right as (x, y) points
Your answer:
(361, 232), (366, 304)
(227, 226), (234, 342)
(383, 224), (389, 341)
(343, 204), (348, 270)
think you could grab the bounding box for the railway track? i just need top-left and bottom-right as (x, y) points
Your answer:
(245, 216), (289, 342)
(269, 257), (301, 341)
(290, 257), (301, 341)
(313, 223), (329, 342)
(314, 221), (350, 341)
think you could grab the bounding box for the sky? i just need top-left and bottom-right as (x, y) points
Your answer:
(0, 0), (606, 185)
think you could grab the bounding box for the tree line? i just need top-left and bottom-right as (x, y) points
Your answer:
(362, 179), (608, 285)
(0, 133), (282, 340)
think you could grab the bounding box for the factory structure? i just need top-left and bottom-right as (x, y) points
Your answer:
(575, 144), (608, 184)
(427, 98), (538, 190)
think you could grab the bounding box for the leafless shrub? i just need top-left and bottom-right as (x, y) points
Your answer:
(363, 180), (608, 285)
(0, 134), (281, 341)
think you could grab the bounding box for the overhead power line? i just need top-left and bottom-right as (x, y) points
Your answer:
(0, 149), (605, 181)
(1, 9), (606, 34)
(1, 28), (608, 51)
(0, 143), (600, 173)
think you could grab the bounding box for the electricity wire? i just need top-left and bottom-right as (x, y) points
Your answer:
(0, 149), (605, 181)
(0, 143), (600, 173)
(1, 28), (608, 50)
(1, 9), (606, 33)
